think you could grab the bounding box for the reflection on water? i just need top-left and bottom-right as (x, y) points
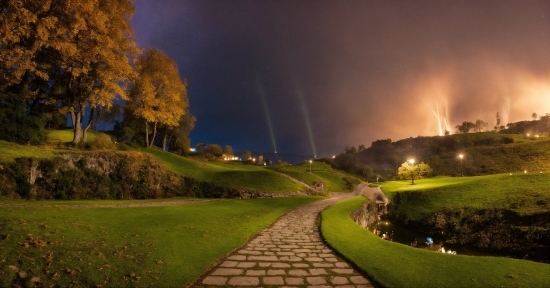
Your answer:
(371, 220), (494, 257)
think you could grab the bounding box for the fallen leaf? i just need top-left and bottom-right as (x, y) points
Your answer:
(18, 271), (28, 279)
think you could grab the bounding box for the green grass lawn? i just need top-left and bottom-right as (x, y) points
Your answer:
(321, 197), (550, 288)
(0, 130), (107, 162)
(379, 173), (550, 221)
(0, 140), (62, 162)
(0, 196), (323, 287)
(45, 129), (100, 143)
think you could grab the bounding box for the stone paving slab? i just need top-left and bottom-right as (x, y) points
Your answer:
(192, 192), (374, 287)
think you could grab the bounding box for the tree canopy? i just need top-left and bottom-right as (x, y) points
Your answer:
(128, 49), (188, 147)
(397, 161), (432, 184)
(0, 0), (139, 143)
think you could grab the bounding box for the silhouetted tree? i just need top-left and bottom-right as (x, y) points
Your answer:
(474, 119), (488, 132)
(361, 165), (374, 181)
(205, 144), (223, 157)
(494, 112), (501, 132)
(223, 145), (234, 155)
(456, 121), (476, 133)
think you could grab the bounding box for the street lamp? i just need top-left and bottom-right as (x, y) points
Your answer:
(459, 154), (464, 177)
(408, 159), (415, 165)
(308, 160), (312, 173)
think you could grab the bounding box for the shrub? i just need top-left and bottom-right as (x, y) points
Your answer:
(86, 133), (115, 150)
(342, 176), (361, 190)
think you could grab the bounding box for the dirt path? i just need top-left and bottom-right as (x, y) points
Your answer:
(192, 189), (374, 287)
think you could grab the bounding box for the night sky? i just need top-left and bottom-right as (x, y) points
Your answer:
(131, 0), (550, 158)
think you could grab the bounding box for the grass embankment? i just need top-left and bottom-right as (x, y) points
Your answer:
(267, 161), (355, 192)
(45, 129), (99, 144)
(380, 173), (550, 221)
(140, 148), (307, 192)
(1, 130), (308, 193)
(0, 196), (323, 287)
(321, 197), (550, 288)
(0, 129), (106, 162)
(0, 141), (59, 162)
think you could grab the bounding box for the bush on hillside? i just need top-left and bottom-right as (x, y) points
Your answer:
(86, 133), (116, 150)
(342, 176), (361, 190)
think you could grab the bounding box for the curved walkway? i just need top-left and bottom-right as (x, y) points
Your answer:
(192, 191), (374, 287)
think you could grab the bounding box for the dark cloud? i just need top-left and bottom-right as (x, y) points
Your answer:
(131, 0), (550, 157)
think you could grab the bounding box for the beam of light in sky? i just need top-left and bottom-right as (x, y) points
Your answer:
(425, 99), (451, 136)
(257, 80), (278, 154)
(443, 103), (451, 133)
(431, 103), (443, 136)
(293, 78), (317, 158)
(444, 118), (451, 134)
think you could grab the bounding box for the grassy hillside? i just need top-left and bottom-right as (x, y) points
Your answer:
(380, 173), (550, 221)
(267, 161), (359, 192)
(45, 129), (99, 143)
(0, 141), (60, 162)
(140, 147), (306, 192)
(356, 132), (550, 177)
(1, 130), (358, 194)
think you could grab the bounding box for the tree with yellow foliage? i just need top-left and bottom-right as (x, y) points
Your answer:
(1, 0), (139, 144)
(128, 49), (188, 148)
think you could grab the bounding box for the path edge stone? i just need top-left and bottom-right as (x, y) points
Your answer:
(317, 193), (382, 288)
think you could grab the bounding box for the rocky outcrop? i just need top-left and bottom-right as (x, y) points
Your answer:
(350, 200), (379, 230)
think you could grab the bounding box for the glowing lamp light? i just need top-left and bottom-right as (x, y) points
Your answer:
(408, 159), (415, 165)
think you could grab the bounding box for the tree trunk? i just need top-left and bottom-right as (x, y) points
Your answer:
(82, 107), (95, 143)
(145, 120), (150, 147)
(162, 130), (168, 151)
(150, 122), (157, 147)
(71, 106), (83, 144)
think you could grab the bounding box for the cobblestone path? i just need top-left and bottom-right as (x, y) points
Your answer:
(193, 193), (374, 287)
